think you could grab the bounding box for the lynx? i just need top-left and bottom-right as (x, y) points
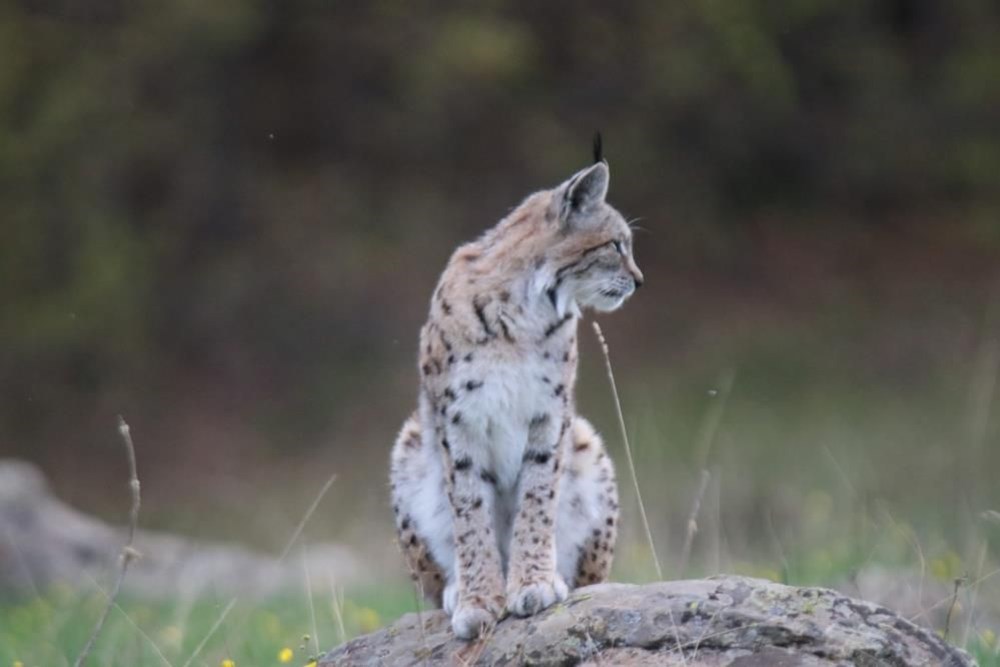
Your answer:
(389, 158), (642, 639)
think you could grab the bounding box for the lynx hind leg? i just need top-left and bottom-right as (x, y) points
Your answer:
(390, 414), (448, 605)
(555, 416), (619, 589)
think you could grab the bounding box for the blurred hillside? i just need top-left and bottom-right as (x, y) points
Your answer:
(2, 0), (999, 560)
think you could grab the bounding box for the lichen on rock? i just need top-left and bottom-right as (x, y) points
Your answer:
(320, 576), (975, 666)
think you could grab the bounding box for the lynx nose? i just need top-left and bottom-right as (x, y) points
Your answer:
(627, 260), (644, 288)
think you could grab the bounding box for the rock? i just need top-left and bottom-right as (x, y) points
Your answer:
(0, 459), (365, 599)
(320, 576), (974, 666)
(844, 565), (998, 634)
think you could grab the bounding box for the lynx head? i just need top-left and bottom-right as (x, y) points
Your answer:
(538, 161), (643, 316)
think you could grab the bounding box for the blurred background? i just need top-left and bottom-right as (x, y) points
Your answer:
(2, 0), (1000, 658)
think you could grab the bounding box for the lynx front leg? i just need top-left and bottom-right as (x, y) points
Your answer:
(506, 412), (570, 617)
(441, 421), (506, 639)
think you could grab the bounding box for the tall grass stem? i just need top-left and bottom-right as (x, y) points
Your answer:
(592, 321), (662, 580)
(73, 416), (142, 667)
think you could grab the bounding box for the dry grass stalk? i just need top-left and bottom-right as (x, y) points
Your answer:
(302, 545), (321, 657)
(672, 620), (768, 655)
(680, 370), (734, 577)
(179, 598), (237, 667)
(327, 576), (347, 647)
(410, 572), (431, 663)
(81, 571), (174, 667)
(909, 566), (1000, 622)
(279, 473), (338, 561)
(73, 416), (142, 667)
(942, 576), (966, 641)
(182, 469), (337, 665)
(665, 606), (690, 666)
(678, 470), (711, 575)
(592, 321), (662, 580)
(962, 540), (989, 646)
(693, 370), (735, 471)
(689, 602), (724, 662)
(456, 620), (497, 666)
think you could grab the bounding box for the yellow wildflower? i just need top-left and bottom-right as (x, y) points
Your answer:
(929, 551), (963, 581)
(356, 607), (381, 633)
(221, 660), (236, 667)
(278, 647), (294, 663)
(14, 661), (25, 667)
(305, 661), (317, 667)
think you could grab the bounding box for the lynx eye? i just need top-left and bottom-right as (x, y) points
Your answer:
(612, 240), (624, 254)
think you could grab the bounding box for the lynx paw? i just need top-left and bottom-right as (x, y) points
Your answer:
(451, 602), (498, 640)
(507, 574), (569, 617)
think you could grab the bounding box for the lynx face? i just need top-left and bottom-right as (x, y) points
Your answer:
(565, 232), (642, 313)
(539, 162), (644, 316)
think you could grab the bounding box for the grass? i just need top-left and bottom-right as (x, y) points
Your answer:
(3, 440), (998, 665)
(2, 539), (997, 665)
(4, 320), (998, 664)
(0, 584), (415, 667)
(972, 639), (1000, 667)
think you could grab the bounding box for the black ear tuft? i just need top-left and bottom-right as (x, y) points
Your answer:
(592, 131), (603, 164)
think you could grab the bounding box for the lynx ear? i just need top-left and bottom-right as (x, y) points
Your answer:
(558, 162), (609, 224)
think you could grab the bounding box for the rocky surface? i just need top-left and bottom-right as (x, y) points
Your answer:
(320, 576), (974, 666)
(842, 565), (992, 633)
(0, 459), (365, 598)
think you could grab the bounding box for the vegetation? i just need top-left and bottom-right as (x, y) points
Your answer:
(0, 585), (409, 667)
(2, 0), (999, 664)
(1, 543), (997, 665)
(4, 0), (999, 487)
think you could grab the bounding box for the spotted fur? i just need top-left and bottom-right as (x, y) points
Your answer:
(389, 161), (640, 639)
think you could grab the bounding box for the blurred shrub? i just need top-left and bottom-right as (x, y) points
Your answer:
(1, 0), (998, 461)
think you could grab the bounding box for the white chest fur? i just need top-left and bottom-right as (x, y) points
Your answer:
(451, 356), (552, 488)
